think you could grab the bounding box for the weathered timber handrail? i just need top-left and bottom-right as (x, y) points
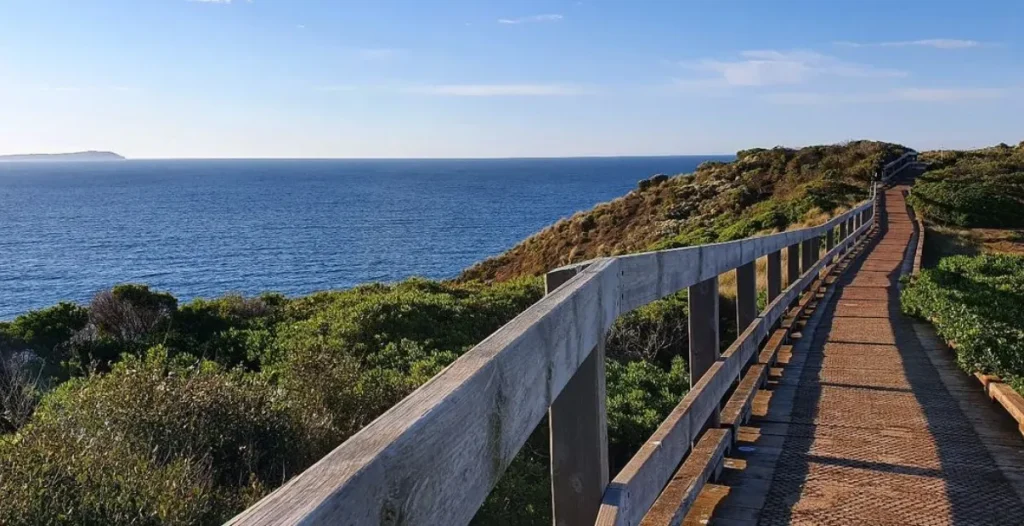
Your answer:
(230, 182), (880, 526)
(881, 150), (918, 183)
(595, 206), (874, 526)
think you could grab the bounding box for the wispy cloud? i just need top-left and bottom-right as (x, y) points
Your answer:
(405, 83), (591, 96)
(498, 14), (563, 25)
(679, 50), (905, 88)
(761, 87), (1007, 105)
(835, 39), (982, 49)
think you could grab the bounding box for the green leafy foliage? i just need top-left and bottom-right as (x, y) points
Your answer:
(913, 144), (1024, 228)
(0, 348), (299, 526)
(901, 254), (1024, 390)
(0, 278), (552, 524)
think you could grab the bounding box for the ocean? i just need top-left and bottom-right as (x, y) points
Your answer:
(0, 156), (731, 319)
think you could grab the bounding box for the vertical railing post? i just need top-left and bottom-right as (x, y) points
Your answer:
(787, 243), (800, 286)
(839, 220), (849, 252)
(767, 250), (782, 304)
(800, 238), (814, 275)
(545, 266), (608, 526)
(736, 261), (757, 334)
(825, 227), (835, 265)
(688, 276), (720, 391)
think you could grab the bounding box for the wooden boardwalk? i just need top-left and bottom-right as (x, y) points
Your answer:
(684, 184), (1024, 525)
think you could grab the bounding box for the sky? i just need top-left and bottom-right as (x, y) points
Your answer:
(1, 0), (1022, 158)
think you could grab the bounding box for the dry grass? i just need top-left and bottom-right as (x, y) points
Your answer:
(923, 225), (1024, 267)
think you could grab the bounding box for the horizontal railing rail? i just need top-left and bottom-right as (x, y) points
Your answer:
(230, 177), (884, 526)
(881, 150), (918, 183)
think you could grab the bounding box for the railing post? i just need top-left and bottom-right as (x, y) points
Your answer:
(840, 219), (849, 249)
(767, 250), (782, 304)
(736, 261), (757, 334)
(545, 266), (608, 526)
(787, 243), (800, 285)
(825, 228), (835, 265)
(801, 238), (815, 275)
(688, 276), (720, 391)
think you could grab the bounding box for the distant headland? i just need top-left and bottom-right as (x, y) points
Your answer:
(0, 151), (125, 162)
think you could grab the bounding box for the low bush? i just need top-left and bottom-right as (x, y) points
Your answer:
(913, 143), (1024, 228)
(901, 254), (1024, 391)
(0, 348), (300, 525)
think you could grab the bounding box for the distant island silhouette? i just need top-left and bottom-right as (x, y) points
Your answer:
(0, 151), (125, 162)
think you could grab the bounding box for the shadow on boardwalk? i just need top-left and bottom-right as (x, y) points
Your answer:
(754, 183), (1024, 525)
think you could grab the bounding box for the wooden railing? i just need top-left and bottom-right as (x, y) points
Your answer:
(881, 150), (918, 183)
(229, 182), (882, 526)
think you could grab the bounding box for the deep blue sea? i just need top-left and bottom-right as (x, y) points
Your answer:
(0, 156), (731, 319)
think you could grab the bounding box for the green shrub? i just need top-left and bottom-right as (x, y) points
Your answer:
(0, 347), (300, 525)
(1, 302), (88, 369)
(607, 357), (688, 460)
(902, 254), (1024, 389)
(914, 144), (1024, 228)
(909, 174), (1024, 228)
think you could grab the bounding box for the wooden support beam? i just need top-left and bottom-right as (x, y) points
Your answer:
(546, 266), (609, 526)
(735, 261), (757, 336)
(787, 243), (800, 287)
(800, 239), (814, 275)
(767, 250), (782, 304)
(638, 429), (731, 526)
(688, 276), (720, 388)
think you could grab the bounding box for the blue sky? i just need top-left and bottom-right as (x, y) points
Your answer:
(1, 0), (1022, 158)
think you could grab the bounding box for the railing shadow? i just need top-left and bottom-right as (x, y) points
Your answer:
(757, 185), (1024, 524)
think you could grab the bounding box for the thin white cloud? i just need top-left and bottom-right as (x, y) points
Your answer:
(761, 87), (1007, 105)
(498, 14), (563, 24)
(680, 50), (905, 87)
(406, 83), (591, 96)
(835, 39), (982, 49)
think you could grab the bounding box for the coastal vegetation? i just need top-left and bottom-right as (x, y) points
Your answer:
(902, 141), (1024, 395)
(911, 141), (1024, 229)
(902, 255), (1024, 393)
(1, 141), (911, 525)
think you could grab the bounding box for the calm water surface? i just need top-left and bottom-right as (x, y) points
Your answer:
(0, 156), (731, 318)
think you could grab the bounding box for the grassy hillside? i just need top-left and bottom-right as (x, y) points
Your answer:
(462, 140), (909, 282)
(902, 141), (1024, 396)
(913, 142), (1024, 228)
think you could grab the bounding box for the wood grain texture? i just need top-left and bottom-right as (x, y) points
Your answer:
(787, 243), (800, 288)
(688, 277), (720, 388)
(550, 342), (609, 526)
(639, 428), (731, 526)
(767, 251), (781, 304)
(229, 259), (620, 526)
(231, 199), (875, 526)
(735, 261), (757, 338)
(547, 264), (609, 526)
(615, 203), (872, 312)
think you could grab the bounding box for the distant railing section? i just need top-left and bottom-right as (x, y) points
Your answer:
(229, 175), (886, 525)
(881, 150), (918, 183)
